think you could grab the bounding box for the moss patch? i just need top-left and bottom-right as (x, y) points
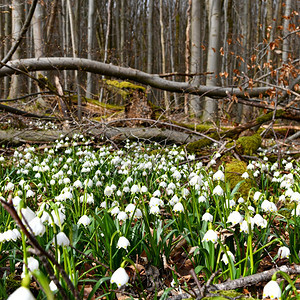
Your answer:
(225, 159), (254, 199)
(202, 290), (258, 299)
(186, 133), (220, 154)
(235, 133), (262, 155)
(105, 80), (146, 99)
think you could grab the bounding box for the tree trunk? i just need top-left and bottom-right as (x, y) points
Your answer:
(203, 0), (221, 122)
(86, 0), (95, 98)
(160, 0), (169, 112)
(8, 0), (23, 99)
(147, 0), (154, 74)
(282, 0), (292, 63)
(120, 0), (125, 66)
(190, 0), (202, 117)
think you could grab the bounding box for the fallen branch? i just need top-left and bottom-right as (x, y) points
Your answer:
(168, 265), (300, 300)
(0, 57), (274, 99)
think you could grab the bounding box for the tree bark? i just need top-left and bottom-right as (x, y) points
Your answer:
(282, 0), (292, 63)
(0, 57), (285, 99)
(86, 0), (95, 98)
(203, 0), (221, 122)
(190, 0), (202, 117)
(147, 0), (154, 74)
(8, 0), (23, 99)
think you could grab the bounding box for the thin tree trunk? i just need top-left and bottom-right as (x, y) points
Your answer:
(4, 0), (10, 98)
(160, 0), (169, 112)
(203, 0), (221, 122)
(86, 0), (95, 98)
(282, 0), (292, 63)
(184, 0), (192, 115)
(147, 0), (154, 74)
(99, 0), (113, 103)
(8, 0), (23, 99)
(120, 0), (125, 66)
(190, 0), (202, 117)
(67, 0), (82, 120)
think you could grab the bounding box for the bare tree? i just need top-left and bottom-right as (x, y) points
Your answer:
(203, 0), (221, 122)
(86, 0), (95, 98)
(147, 0), (154, 74)
(282, 0), (292, 63)
(8, 0), (23, 99)
(190, 0), (202, 117)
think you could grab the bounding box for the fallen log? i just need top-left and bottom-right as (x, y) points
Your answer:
(0, 127), (202, 145)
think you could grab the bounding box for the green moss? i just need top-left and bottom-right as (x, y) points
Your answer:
(236, 133), (262, 155)
(186, 133), (220, 154)
(225, 159), (254, 199)
(172, 121), (215, 133)
(256, 110), (284, 124)
(105, 80), (146, 99)
(203, 290), (258, 299)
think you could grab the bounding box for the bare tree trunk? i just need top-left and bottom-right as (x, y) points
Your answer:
(159, 0), (169, 112)
(8, 0), (23, 99)
(168, 2), (179, 108)
(282, 0), (292, 63)
(147, 0), (154, 74)
(190, 0), (202, 117)
(120, 0), (125, 66)
(86, 0), (95, 98)
(67, 0), (82, 120)
(184, 0), (192, 115)
(99, 0), (113, 102)
(203, 0), (221, 122)
(4, 0), (10, 98)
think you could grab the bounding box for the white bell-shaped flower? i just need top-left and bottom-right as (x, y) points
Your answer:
(263, 280), (282, 299)
(212, 185), (224, 196)
(7, 286), (36, 300)
(77, 215), (91, 227)
(29, 217), (46, 236)
(54, 232), (70, 247)
(277, 246), (290, 259)
(173, 202), (184, 213)
(227, 211), (243, 226)
(202, 212), (213, 222)
(110, 267), (129, 288)
(117, 236), (130, 250)
(213, 170), (225, 181)
(221, 251), (235, 265)
(202, 229), (218, 243)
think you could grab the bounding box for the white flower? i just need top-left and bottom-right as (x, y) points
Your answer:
(141, 186), (148, 193)
(213, 170), (224, 181)
(261, 200), (277, 213)
(189, 175), (202, 186)
(149, 197), (164, 207)
(253, 214), (267, 228)
(169, 195), (179, 206)
(104, 186), (113, 197)
(78, 215), (91, 226)
(21, 257), (39, 278)
(202, 212), (213, 222)
(125, 203), (136, 214)
(29, 217), (46, 236)
(134, 208), (143, 219)
(213, 185), (224, 196)
(117, 211), (128, 221)
(49, 280), (58, 292)
(173, 202), (184, 213)
(7, 286), (36, 300)
(277, 246), (290, 259)
(5, 182), (14, 192)
(253, 191), (262, 201)
(202, 229), (218, 243)
(291, 192), (300, 202)
(54, 232), (70, 247)
(240, 219), (254, 233)
(117, 236), (130, 250)
(263, 280), (282, 299)
(227, 211), (243, 226)
(110, 267), (129, 288)
(150, 205), (160, 215)
(73, 180), (83, 188)
(241, 172), (249, 179)
(198, 195), (206, 203)
(26, 190), (35, 198)
(285, 162), (293, 171)
(131, 184), (140, 193)
(221, 251), (235, 265)
(21, 207), (37, 224)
